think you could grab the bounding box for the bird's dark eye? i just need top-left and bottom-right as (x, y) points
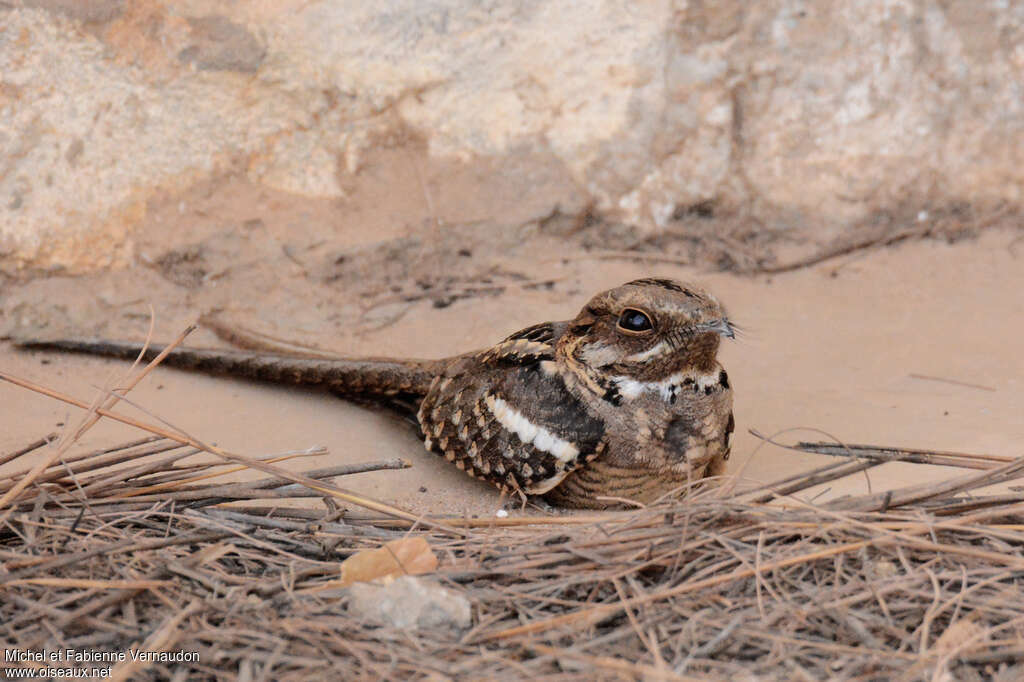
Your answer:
(617, 308), (654, 333)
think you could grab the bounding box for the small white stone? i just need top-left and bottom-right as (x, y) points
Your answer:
(348, 576), (471, 631)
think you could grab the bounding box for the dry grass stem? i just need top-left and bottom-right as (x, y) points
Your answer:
(2, 330), (1023, 679)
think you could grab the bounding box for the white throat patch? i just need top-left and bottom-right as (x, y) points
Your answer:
(612, 371), (720, 403)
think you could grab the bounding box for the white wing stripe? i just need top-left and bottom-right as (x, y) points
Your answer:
(484, 395), (580, 464)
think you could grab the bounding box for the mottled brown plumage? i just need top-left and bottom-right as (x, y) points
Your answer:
(16, 278), (736, 509)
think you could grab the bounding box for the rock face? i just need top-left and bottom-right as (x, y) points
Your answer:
(1, 1), (1021, 272)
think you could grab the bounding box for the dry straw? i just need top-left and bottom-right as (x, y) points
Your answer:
(1, 337), (1022, 680)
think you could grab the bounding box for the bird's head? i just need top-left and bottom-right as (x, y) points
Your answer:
(559, 278), (734, 382)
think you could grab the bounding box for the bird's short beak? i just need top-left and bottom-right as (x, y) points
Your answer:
(701, 318), (735, 339)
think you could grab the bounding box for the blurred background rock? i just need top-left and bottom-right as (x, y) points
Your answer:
(1, 0), (1021, 274)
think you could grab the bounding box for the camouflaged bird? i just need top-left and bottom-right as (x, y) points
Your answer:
(17, 278), (736, 509)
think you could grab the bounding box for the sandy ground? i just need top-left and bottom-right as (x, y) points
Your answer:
(2, 182), (1022, 516)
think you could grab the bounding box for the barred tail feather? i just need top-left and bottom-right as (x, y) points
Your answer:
(16, 339), (439, 399)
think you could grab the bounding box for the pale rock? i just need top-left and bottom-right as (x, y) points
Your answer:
(2, 1), (1023, 272)
(347, 575), (472, 631)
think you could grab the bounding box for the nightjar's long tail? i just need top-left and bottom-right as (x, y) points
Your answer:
(15, 339), (441, 402)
